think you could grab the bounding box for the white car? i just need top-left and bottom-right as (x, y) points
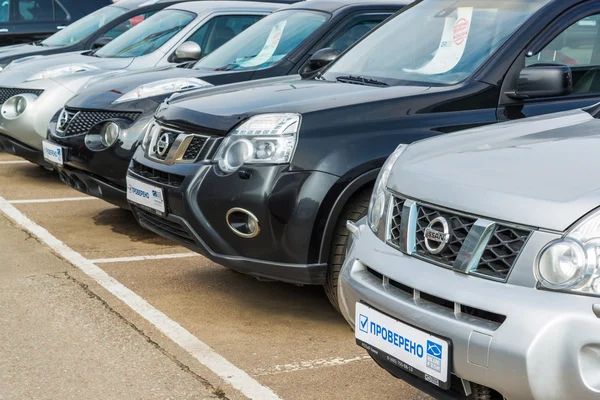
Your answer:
(0, 1), (279, 167)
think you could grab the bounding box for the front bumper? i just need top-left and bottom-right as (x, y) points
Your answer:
(0, 81), (74, 150)
(339, 223), (600, 400)
(0, 133), (51, 167)
(127, 153), (339, 285)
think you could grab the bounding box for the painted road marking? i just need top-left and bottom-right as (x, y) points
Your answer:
(91, 253), (200, 264)
(9, 197), (101, 204)
(253, 356), (372, 376)
(0, 160), (30, 164)
(0, 195), (282, 400)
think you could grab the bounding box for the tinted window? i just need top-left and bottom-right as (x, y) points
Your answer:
(326, 0), (551, 86)
(42, 5), (127, 46)
(54, 0), (65, 20)
(96, 10), (195, 58)
(325, 18), (387, 53)
(0, 0), (9, 22)
(187, 15), (263, 56)
(18, 0), (53, 21)
(195, 10), (328, 71)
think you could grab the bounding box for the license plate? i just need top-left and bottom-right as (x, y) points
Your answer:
(42, 140), (64, 166)
(126, 176), (165, 214)
(355, 302), (451, 389)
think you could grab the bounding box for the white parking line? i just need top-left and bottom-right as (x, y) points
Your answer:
(0, 195), (282, 400)
(0, 160), (30, 164)
(9, 197), (100, 204)
(91, 253), (200, 264)
(253, 356), (371, 376)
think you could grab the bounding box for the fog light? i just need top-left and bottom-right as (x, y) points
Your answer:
(101, 122), (120, 147)
(2, 94), (34, 120)
(226, 208), (260, 238)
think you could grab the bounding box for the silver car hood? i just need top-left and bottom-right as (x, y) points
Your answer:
(0, 51), (133, 86)
(389, 109), (600, 232)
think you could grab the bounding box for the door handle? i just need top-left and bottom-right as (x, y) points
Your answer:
(57, 26), (66, 30)
(0, 29), (9, 33)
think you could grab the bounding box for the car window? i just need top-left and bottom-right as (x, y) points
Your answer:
(102, 11), (156, 40)
(527, 14), (600, 95)
(0, 0), (8, 22)
(42, 5), (128, 46)
(54, 0), (65, 20)
(195, 10), (328, 71)
(17, 0), (54, 21)
(325, 0), (551, 86)
(96, 9), (195, 58)
(324, 17), (388, 53)
(187, 15), (263, 57)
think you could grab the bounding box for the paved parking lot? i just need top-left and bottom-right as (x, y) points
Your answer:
(0, 152), (429, 400)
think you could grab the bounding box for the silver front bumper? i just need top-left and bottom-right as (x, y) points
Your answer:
(339, 222), (600, 400)
(0, 80), (75, 150)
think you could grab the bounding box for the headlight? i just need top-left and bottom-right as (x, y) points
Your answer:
(536, 210), (600, 295)
(367, 145), (407, 235)
(113, 78), (213, 104)
(100, 122), (120, 147)
(26, 64), (100, 82)
(213, 113), (300, 174)
(1, 94), (36, 120)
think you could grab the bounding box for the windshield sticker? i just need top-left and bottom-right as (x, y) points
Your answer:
(237, 20), (287, 68)
(404, 7), (473, 76)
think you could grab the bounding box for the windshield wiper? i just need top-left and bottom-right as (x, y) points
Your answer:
(335, 75), (388, 87)
(33, 40), (46, 47)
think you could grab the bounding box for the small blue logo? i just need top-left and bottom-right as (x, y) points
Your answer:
(427, 340), (443, 359)
(358, 314), (369, 334)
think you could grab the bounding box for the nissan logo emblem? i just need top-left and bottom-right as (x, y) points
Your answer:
(155, 132), (172, 157)
(424, 216), (451, 255)
(57, 109), (70, 131)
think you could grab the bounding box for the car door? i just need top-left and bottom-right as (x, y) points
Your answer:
(499, 4), (600, 121)
(9, 0), (65, 44)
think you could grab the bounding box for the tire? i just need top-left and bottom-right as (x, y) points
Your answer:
(324, 187), (371, 312)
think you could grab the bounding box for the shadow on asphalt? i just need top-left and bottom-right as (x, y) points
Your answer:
(92, 207), (175, 246)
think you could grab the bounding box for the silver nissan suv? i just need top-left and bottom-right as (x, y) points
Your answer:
(338, 107), (600, 400)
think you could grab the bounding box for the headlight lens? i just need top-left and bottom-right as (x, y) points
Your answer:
(536, 210), (600, 295)
(26, 64), (100, 82)
(100, 122), (120, 147)
(113, 78), (212, 104)
(367, 145), (408, 234)
(213, 113), (300, 174)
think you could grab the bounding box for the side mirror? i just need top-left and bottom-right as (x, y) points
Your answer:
(299, 47), (340, 79)
(175, 41), (202, 62)
(507, 64), (572, 100)
(92, 36), (113, 49)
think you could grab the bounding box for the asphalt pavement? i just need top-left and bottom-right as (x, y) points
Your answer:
(0, 153), (430, 400)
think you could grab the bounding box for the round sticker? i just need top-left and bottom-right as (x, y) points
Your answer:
(453, 18), (469, 46)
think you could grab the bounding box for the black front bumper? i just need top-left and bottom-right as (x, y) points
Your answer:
(0, 134), (51, 168)
(56, 164), (129, 209)
(127, 156), (339, 285)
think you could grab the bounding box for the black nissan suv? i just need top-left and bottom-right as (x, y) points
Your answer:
(127, 0), (600, 310)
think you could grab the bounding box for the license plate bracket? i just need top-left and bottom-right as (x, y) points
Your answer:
(126, 176), (166, 215)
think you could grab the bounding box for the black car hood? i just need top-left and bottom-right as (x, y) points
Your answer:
(67, 66), (249, 109)
(156, 79), (432, 135)
(0, 43), (56, 62)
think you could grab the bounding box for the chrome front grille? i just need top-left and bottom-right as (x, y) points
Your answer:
(58, 108), (141, 137)
(0, 87), (43, 104)
(387, 196), (532, 282)
(146, 123), (210, 165)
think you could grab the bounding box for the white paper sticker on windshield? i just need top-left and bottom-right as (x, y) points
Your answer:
(237, 20), (286, 68)
(404, 7), (473, 75)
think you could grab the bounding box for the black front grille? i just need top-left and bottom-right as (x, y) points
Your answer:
(0, 88), (43, 104)
(130, 160), (184, 187)
(476, 226), (531, 280)
(182, 136), (208, 161)
(415, 206), (476, 266)
(134, 207), (196, 246)
(63, 109), (141, 137)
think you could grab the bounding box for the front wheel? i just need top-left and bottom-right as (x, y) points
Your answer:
(324, 188), (371, 312)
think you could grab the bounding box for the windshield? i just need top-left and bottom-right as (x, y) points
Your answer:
(195, 10), (328, 71)
(96, 9), (195, 58)
(325, 0), (551, 86)
(42, 6), (127, 47)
